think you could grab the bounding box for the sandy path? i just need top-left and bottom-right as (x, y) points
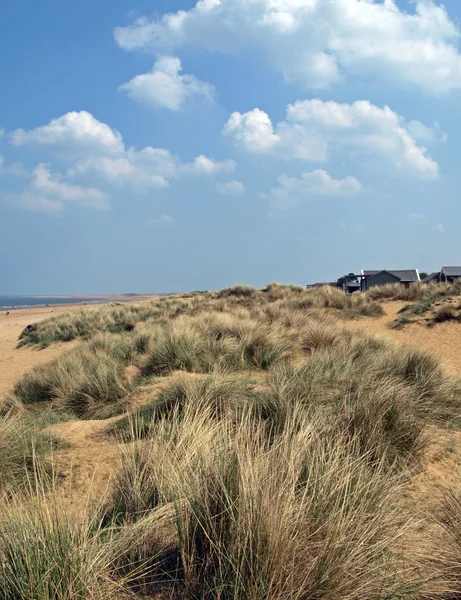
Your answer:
(47, 418), (124, 515)
(344, 301), (461, 374)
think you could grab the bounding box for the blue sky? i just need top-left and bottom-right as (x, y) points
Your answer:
(1, 0), (461, 294)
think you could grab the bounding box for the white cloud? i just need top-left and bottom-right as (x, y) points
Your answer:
(263, 169), (362, 208)
(223, 109), (280, 153)
(147, 214), (174, 225)
(216, 180), (245, 196)
(11, 111), (124, 159)
(119, 56), (215, 111)
(223, 99), (439, 179)
(184, 154), (236, 175)
(114, 0), (461, 92)
(70, 150), (235, 190)
(69, 152), (172, 190)
(7, 110), (236, 198)
(4, 191), (63, 213)
(407, 120), (447, 143)
(436, 223), (445, 233)
(32, 164), (109, 209)
(408, 212), (427, 220)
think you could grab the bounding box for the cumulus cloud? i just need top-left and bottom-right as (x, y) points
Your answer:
(71, 150), (235, 190)
(11, 111), (124, 159)
(114, 0), (461, 92)
(184, 154), (235, 175)
(32, 164), (109, 209)
(263, 169), (363, 208)
(223, 99), (440, 179)
(5, 110), (237, 208)
(216, 180), (245, 196)
(69, 151), (173, 190)
(222, 109), (281, 153)
(119, 56), (215, 110)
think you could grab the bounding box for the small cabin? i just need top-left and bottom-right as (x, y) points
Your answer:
(440, 267), (461, 282)
(360, 269), (420, 291)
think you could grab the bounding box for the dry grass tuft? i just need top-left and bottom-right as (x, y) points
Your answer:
(103, 408), (420, 599)
(0, 501), (121, 600)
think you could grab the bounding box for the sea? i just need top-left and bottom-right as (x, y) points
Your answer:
(0, 296), (129, 310)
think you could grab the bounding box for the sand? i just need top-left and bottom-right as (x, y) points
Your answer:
(344, 300), (461, 374)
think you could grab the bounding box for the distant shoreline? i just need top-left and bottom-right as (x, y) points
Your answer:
(0, 295), (156, 311)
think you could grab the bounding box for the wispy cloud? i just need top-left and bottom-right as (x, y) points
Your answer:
(146, 214), (174, 226)
(216, 180), (245, 196)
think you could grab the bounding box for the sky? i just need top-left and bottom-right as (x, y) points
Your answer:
(1, 0), (461, 294)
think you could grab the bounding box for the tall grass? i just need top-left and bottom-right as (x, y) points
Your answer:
(142, 316), (300, 376)
(18, 282), (386, 348)
(111, 372), (259, 441)
(104, 405), (419, 599)
(0, 501), (120, 600)
(7, 281), (461, 598)
(13, 336), (139, 419)
(367, 280), (461, 302)
(0, 413), (60, 494)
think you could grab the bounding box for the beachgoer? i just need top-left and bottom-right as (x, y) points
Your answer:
(5, 311), (9, 316)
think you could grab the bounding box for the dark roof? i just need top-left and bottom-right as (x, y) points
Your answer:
(362, 269), (420, 282)
(422, 272), (440, 283)
(442, 266), (461, 277)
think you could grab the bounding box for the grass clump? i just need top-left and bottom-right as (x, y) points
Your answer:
(217, 284), (258, 299)
(367, 280), (461, 302)
(0, 503), (119, 600)
(433, 304), (460, 323)
(111, 373), (259, 441)
(105, 407), (419, 599)
(0, 413), (61, 493)
(143, 333), (199, 376)
(142, 317), (299, 377)
(13, 341), (135, 419)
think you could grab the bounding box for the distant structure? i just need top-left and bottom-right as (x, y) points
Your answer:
(336, 273), (361, 293)
(421, 272), (440, 283)
(440, 266), (461, 282)
(360, 269), (420, 291)
(334, 269), (420, 293)
(421, 267), (461, 284)
(312, 265), (461, 293)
